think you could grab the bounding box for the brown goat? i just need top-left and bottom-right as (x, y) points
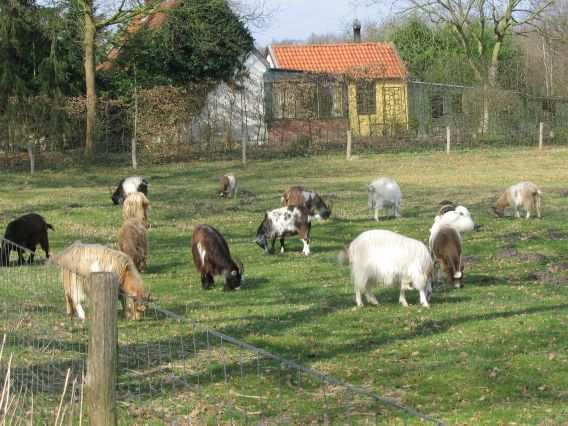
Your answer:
(431, 225), (463, 288)
(281, 186), (331, 219)
(118, 218), (148, 272)
(191, 224), (244, 291)
(494, 181), (542, 219)
(123, 192), (151, 228)
(218, 174), (237, 198)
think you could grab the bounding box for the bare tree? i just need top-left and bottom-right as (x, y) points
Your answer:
(377, 0), (553, 132)
(73, 0), (155, 157)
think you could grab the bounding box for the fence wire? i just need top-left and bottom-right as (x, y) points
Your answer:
(0, 238), (445, 425)
(2, 79), (568, 170)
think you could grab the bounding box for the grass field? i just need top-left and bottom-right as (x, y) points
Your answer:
(2, 147), (568, 425)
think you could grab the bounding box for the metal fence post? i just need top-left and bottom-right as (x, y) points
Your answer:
(27, 143), (35, 174)
(346, 130), (352, 160)
(446, 126), (451, 155)
(242, 133), (247, 166)
(539, 122), (544, 150)
(86, 272), (118, 426)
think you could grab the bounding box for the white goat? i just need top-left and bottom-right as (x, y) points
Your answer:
(339, 230), (433, 308)
(367, 177), (402, 221)
(429, 205), (475, 249)
(494, 181), (542, 219)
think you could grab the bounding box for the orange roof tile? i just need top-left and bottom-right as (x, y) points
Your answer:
(270, 43), (407, 79)
(97, 0), (178, 72)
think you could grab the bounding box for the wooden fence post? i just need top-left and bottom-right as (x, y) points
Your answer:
(86, 272), (118, 426)
(346, 130), (352, 160)
(539, 122), (544, 150)
(446, 126), (451, 155)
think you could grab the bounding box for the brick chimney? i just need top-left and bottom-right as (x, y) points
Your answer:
(353, 19), (361, 43)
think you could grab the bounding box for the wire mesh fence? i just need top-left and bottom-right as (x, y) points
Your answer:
(2, 77), (568, 171)
(0, 238), (446, 424)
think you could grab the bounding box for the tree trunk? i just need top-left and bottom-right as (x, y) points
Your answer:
(478, 42), (502, 135)
(83, 7), (97, 158)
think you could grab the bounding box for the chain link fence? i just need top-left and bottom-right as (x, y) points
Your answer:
(0, 238), (446, 424)
(2, 78), (568, 171)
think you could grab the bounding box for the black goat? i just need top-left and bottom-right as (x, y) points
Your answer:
(0, 213), (53, 266)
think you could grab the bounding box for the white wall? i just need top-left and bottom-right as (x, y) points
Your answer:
(192, 52), (268, 146)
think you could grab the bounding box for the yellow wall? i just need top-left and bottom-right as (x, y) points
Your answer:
(348, 80), (409, 137)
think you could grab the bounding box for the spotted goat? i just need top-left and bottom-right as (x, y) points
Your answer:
(256, 206), (312, 256)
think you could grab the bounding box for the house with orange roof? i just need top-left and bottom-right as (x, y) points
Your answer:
(264, 22), (409, 141)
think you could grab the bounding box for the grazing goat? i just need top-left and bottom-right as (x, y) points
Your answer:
(430, 225), (463, 288)
(256, 206), (312, 256)
(122, 192), (150, 227)
(493, 181), (542, 219)
(52, 242), (150, 320)
(0, 213), (53, 266)
(191, 224), (244, 291)
(339, 230), (432, 307)
(368, 177), (402, 221)
(118, 219), (148, 272)
(218, 174), (237, 198)
(281, 186), (331, 219)
(429, 205), (475, 249)
(112, 176), (149, 205)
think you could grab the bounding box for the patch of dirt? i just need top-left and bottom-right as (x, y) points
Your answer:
(547, 263), (568, 273)
(463, 255), (483, 264)
(527, 271), (568, 286)
(518, 253), (548, 263)
(497, 246), (518, 258)
(548, 230), (567, 241)
(237, 189), (256, 198)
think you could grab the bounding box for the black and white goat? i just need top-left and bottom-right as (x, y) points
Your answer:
(0, 213), (53, 266)
(255, 206), (312, 255)
(191, 224), (244, 291)
(112, 176), (149, 205)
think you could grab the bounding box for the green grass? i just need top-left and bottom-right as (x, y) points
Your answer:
(2, 147), (568, 424)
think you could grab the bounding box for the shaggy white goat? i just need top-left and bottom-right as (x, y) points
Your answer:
(339, 230), (432, 308)
(494, 181), (542, 219)
(367, 177), (402, 221)
(52, 242), (149, 320)
(123, 192), (150, 227)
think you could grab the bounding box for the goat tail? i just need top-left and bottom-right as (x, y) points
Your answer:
(337, 246), (350, 266)
(46, 223), (54, 231)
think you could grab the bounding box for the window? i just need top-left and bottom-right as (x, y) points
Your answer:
(356, 81), (376, 115)
(431, 94), (444, 119)
(543, 99), (556, 115)
(451, 93), (463, 114)
(318, 81), (335, 118)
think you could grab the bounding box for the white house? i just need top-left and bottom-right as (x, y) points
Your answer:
(191, 49), (269, 146)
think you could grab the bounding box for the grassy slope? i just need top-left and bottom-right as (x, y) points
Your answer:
(1, 147), (568, 424)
